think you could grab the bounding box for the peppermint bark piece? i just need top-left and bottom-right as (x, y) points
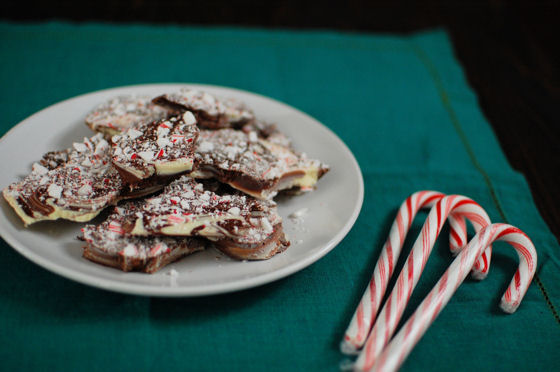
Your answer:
(191, 129), (329, 199)
(3, 134), (123, 226)
(240, 120), (292, 148)
(85, 95), (171, 137)
(81, 202), (207, 273)
(152, 88), (255, 129)
(111, 111), (199, 194)
(126, 177), (289, 260)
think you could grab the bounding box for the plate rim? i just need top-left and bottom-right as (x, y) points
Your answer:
(0, 83), (364, 297)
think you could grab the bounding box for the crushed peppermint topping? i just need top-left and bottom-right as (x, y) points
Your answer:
(81, 202), (206, 270)
(122, 244), (138, 257)
(32, 163), (48, 175)
(47, 183), (63, 199)
(227, 207), (240, 215)
(85, 95), (169, 133)
(129, 177), (281, 244)
(4, 133), (122, 219)
(193, 129), (324, 197)
(183, 111), (196, 125)
(138, 151), (154, 162)
(153, 88), (255, 129)
(197, 141), (214, 153)
(127, 128), (143, 139)
(73, 142), (88, 152)
(111, 115), (199, 179)
(260, 218), (273, 234)
(248, 131), (258, 142)
(157, 136), (172, 148)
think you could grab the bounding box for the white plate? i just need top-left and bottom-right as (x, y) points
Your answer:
(0, 84), (363, 296)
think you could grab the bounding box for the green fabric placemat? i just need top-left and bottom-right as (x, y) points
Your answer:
(1, 22), (559, 371)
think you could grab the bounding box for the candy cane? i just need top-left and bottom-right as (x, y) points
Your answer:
(341, 192), (490, 354)
(353, 195), (492, 370)
(449, 211), (492, 280)
(369, 223), (537, 372)
(448, 211), (492, 280)
(448, 214), (467, 255)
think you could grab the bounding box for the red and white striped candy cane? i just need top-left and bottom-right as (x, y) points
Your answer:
(353, 195), (492, 370)
(341, 191), (445, 354)
(448, 210), (491, 280)
(341, 191), (490, 354)
(448, 214), (467, 255)
(369, 223), (537, 372)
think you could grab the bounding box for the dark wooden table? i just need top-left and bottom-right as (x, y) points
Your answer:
(446, 2), (559, 245)
(2, 0), (558, 243)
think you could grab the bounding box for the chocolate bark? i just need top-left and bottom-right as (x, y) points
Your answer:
(3, 134), (123, 225)
(191, 129), (329, 199)
(81, 202), (207, 273)
(124, 176), (289, 260)
(152, 88), (255, 129)
(111, 111), (199, 193)
(85, 95), (170, 137)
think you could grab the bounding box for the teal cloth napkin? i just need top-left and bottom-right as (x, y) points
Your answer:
(1, 22), (559, 371)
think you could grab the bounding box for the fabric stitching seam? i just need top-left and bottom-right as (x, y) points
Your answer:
(408, 40), (560, 326)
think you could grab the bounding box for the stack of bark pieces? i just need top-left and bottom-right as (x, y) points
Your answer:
(3, 88), (329, 273)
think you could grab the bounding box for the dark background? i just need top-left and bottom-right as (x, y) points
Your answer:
(1, 0), (559, 242)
